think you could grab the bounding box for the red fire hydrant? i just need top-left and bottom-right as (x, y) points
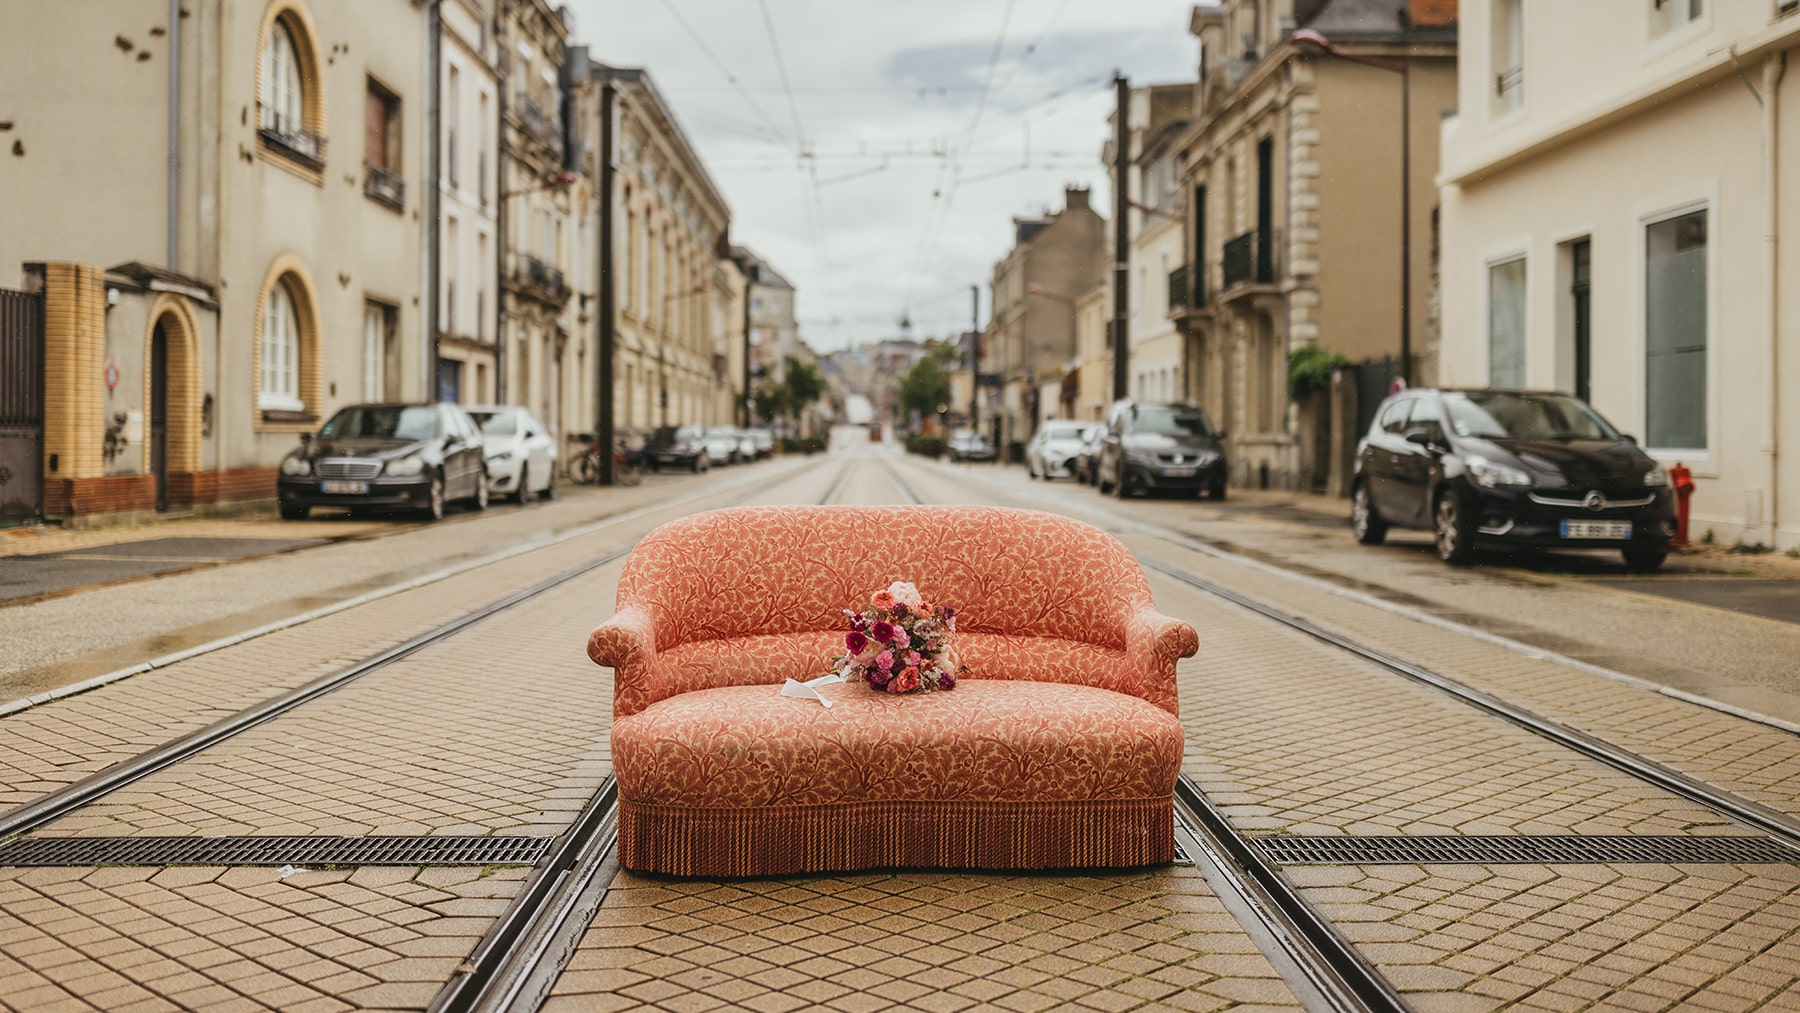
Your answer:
(1669, 462), (1695, 548)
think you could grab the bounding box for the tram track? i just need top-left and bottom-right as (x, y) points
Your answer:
(880, 454), (1800, 1013)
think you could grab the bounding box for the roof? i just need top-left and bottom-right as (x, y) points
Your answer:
(1297, 0), (1458, 41)
(730, 245), (794, 290)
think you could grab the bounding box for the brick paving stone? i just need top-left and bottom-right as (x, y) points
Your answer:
(549, 868), (1301, 1009)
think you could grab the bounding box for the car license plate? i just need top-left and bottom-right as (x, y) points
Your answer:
(1164, 466), (1196, 478)
(1561, 520), (1631, 539)
(320, 480), (368, 495)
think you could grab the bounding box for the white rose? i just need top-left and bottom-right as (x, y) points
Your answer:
(888, 581), (924, 609)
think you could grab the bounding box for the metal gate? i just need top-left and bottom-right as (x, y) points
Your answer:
(0, 287), (45, 524)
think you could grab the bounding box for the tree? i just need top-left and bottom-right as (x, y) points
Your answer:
(783, 357), (824, 418)
(897, 343), (958, 423)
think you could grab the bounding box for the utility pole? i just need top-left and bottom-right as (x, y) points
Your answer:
(595, 73), (618, 485)
(427, 0), (443, 400)
(1112, 72), (1130, 403)
(969, 284), (980, 430)
(493, 1), (508, 403)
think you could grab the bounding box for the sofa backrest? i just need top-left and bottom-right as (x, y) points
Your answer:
(616, 505), (1154, 652)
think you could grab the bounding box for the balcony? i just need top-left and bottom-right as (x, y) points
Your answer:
(509, 253), (570, 306)
(363, 163), (405, 212)
(1168, 263), (1213, 328)
(518, 96), (562, 152)
(257, 109), (327, 171)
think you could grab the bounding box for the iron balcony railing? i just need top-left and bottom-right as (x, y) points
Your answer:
(518, 96), (562, 151)
(363, 163), (405, 211)
(1222, 230), (1273, 289)
(1168, 263), (1205, 311)
(1168, 264), (1188, 309)
(256, 107), (327, 169)
(513, 253), (570, 304)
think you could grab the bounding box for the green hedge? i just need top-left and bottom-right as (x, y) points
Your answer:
(905, 436), (944, 458)
(780, 437), (826, 455)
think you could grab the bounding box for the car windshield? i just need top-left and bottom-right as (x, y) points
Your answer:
(1445, 392), (1621, 441)
(319, 405), (439, 442)
(1131, 407), (1215, 438)
(651, 426), (703, 446)
(467, 411), (517, 436)
(1040, 425), (1087, 441)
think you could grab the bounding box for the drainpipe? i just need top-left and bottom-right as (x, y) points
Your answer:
(426, 0), (443, 400)
(1766, 53), (1785, 547)
(166, 0), (181, 269)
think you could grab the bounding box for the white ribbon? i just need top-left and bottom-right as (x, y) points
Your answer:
(781, 672), (847, 708)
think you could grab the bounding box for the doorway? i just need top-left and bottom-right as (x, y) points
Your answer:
(150, 322), (169, 511)
(1571, 239), (1591, 403)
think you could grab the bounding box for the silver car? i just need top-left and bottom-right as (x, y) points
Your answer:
(1027, 420), (1097, 480)
(701, 427), (747, 465)
(466, 405), (557, 503)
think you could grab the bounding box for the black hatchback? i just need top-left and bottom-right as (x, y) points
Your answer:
(1096, 401), (1228, 499)
(276, 403), (489, 521)
(1351, 389), (1675, 569)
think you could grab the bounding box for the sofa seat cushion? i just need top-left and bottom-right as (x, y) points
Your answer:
(613, 678), (1185, 876)
(614, 678), (1184, 809)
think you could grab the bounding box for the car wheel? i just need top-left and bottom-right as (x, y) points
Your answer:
(424, 472), (446, 522)
(694, 453), (709, 474)
(279, 504), (309, 521)
(514, 465), (531, 505)
(1351, 482), (1387, 545)
(1096, 464), (1113, 494)
(1112, 466), (1130, 498)
(541, 466), (556, 501)
(1210, 479), (1228, 501)
(1622, 548), (1667, 572)
(472, 470), (490, 511)
(1434, 490), (1476, 565)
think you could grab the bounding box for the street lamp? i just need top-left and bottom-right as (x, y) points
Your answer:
(1291, 28), (1411, 386)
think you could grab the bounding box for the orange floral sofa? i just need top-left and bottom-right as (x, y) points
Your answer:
(588, 505), (1198, 877)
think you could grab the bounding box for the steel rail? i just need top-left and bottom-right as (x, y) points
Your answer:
(0, 463), (815, 842)
(1138, 555), (1800, 855)
(1174, 775), (1410, 1013)
(429, 457), (858, 1013)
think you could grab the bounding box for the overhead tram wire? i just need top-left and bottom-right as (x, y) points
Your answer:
(657, 0), (790, 144)
(754, 0), (837, 326)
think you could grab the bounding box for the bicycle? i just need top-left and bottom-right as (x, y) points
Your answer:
(567, 436), (643, 486)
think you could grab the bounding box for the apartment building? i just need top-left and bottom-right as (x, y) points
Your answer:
(733, 246), (800, 388)
(585, 64), (732, 434)
(987, 187), (1108, 454)
(0, 0), (427, 522)
(1169, 0), (1456, 492)
(1439, 0), (1800, 548)
(436, 0), (501, 406)
(1107, 84), (1195, 411)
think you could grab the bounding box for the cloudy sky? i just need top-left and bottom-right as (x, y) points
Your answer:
(563, 0), (1201, 353)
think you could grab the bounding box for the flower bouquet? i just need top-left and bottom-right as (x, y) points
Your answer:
(829, 581), (963, 694)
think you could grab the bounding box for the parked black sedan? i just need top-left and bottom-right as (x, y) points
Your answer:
(1095, 401), (1228, 499)
(277, 403), (489, 521)
(1351, 388), (1675, 569)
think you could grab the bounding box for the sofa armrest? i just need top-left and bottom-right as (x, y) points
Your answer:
(589, 606), (660, 714)
(1122, 608), (1198, 715)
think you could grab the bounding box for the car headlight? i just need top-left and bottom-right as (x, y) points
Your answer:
(280, 455), (311, 476)
(1126, 449), (1161, 466)
(386, 455), (426, 477)
(1466, 455), (1532, 489)
(1643, 464), (1669, 487)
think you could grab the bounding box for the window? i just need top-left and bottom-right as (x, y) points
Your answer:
(1650, 0), (1704, 35)
(362, 302), (394, 402)
(1645, 208), (1707, 450)
(446, 66), (460, 188)
(478, 91), (490, 206)
(261, 278), (302, 411)
(1492, 0), (1523, 115)
(477, 232), (488, 340)
(261, 17), (303, 135)
(1488, 257), (1527, 388)
(364, 78), (402, 209)
(446, 216), (460, 337)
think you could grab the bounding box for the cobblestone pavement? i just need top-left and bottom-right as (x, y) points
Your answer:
(3, 447), (1797, 1011)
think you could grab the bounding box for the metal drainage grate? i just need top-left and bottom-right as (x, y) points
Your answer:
(0, 835), (555, 868)
(1254, 835), (1800, 865)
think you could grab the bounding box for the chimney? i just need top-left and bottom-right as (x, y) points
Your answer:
(1065, 186), (1090, 212)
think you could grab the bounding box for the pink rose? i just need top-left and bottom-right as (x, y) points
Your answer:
(875, 650), (894, 673)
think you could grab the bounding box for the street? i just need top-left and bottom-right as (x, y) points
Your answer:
(1, 432), (1797, 1011)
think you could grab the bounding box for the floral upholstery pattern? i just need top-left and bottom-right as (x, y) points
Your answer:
(588, 505), (1199, 876)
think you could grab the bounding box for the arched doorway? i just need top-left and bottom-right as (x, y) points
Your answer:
(151, 322), (168, 510)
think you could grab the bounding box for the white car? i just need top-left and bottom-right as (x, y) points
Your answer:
(1027, 420), (1097, 480)
(465, 405), (557, 502)
(701, 427), (747, 465)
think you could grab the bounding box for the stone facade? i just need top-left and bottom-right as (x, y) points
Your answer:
(1169, 0), (1456, 492)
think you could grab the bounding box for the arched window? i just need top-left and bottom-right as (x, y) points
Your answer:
(261, 18), (302, 135)
(261, 277), (302, 411)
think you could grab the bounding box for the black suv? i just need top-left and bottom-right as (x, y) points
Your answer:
(1095, 400), (1228, 499)
(1352, 388), (1675, 569)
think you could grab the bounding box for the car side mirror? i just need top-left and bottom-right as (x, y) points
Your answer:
(1404, 430), (1445, 452)
(300, 431), (313, 444)
(1622, 433), (1638, 444)
(1215, 429), (1228, 440)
